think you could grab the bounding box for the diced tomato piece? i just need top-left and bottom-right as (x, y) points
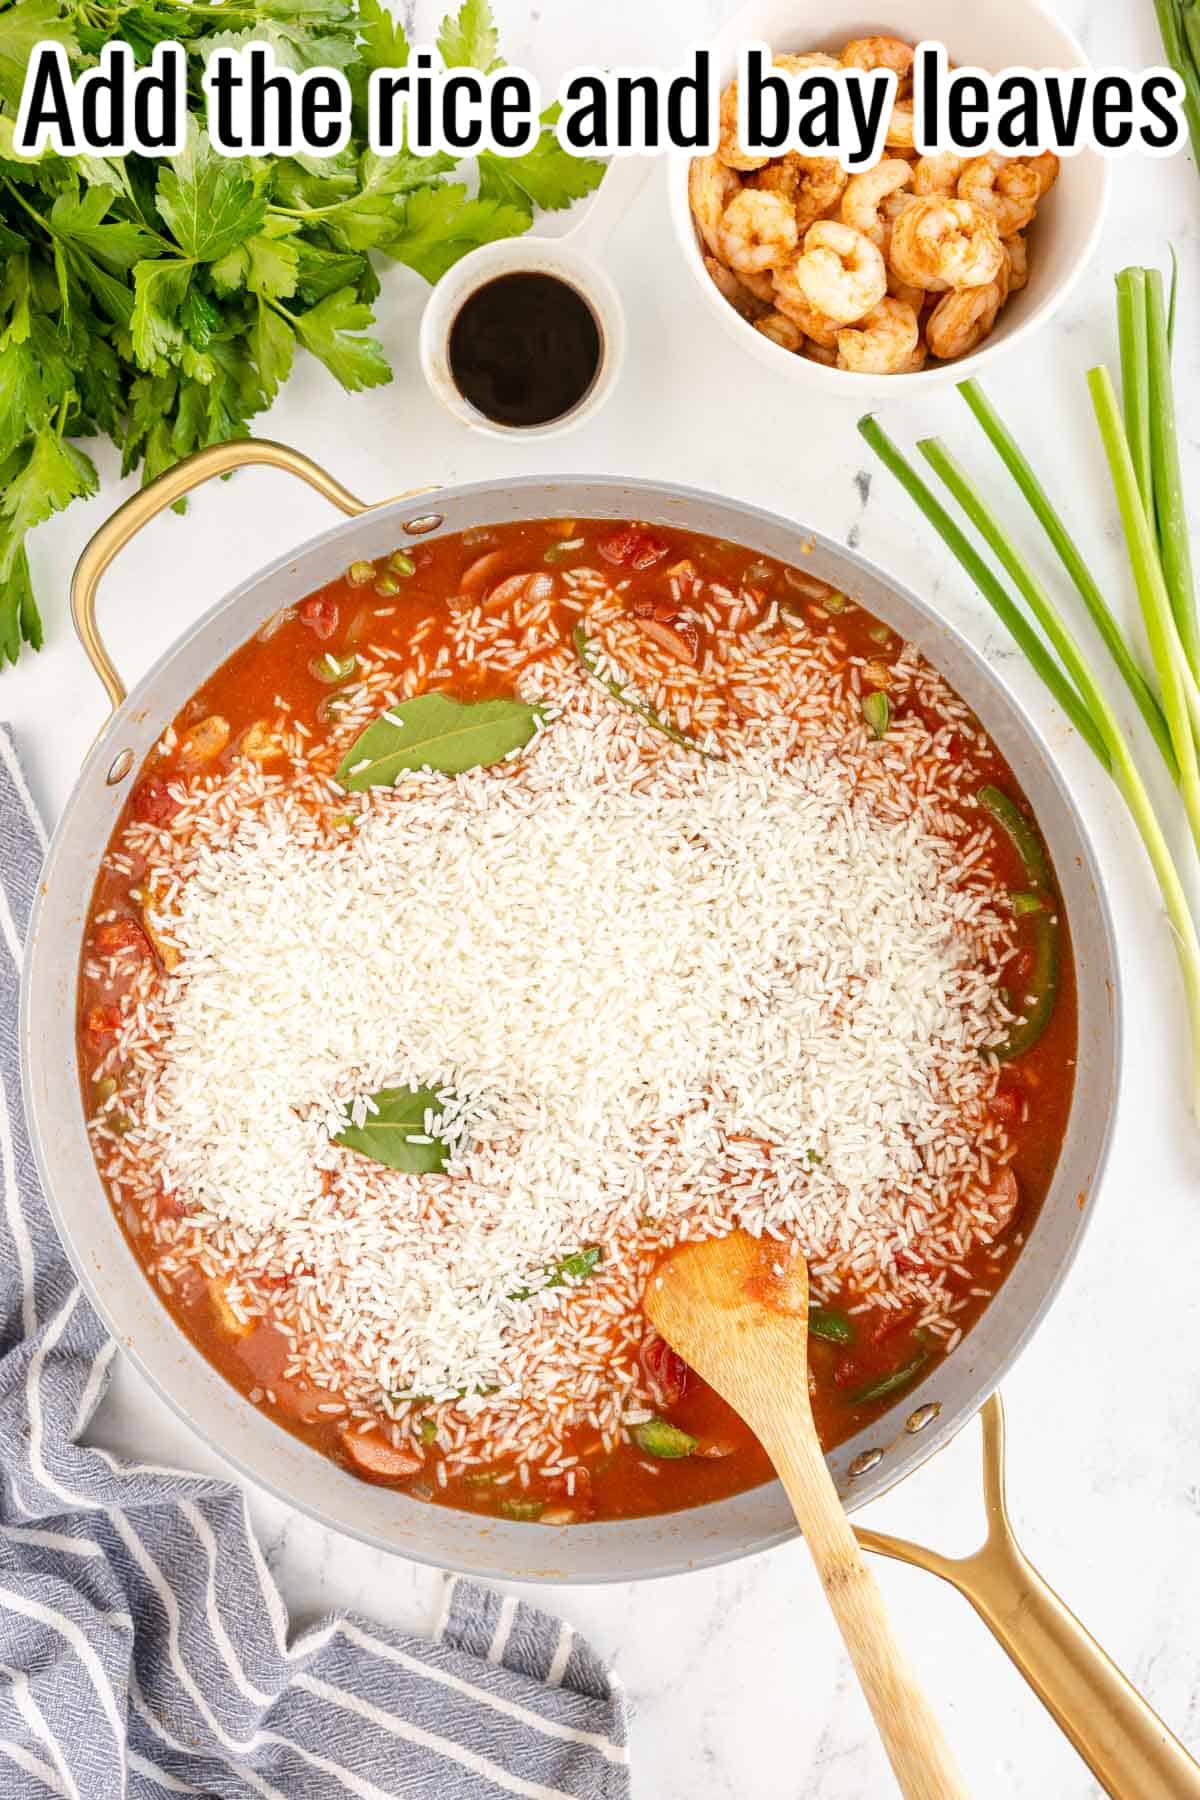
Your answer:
(633, 616), (700, 665)
(94, 918), (149, 957)
(832, 1354), (862, 1390)
(989, 1083), (1022, 1125)
(641, 1331), (689, 1406)
(629, 535), (668, 571)
(664, 559), (697, 600)
(597, 527), (640, 565)
(130, 777), (179, 826)
(157, 1189), (185, 1220)
(944, 733), (965, 763)
(300, 594), (339, 640)
(597, 527), (668, 569)
(871, 1307), (915, 1347)
(894, 1249), (927, 1273)
(85, 1004), (122, 1040)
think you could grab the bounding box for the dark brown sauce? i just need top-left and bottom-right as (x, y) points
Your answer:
(448, 272), (602, 427)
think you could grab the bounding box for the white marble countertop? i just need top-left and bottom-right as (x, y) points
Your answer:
(7, 1), (1200, 1794)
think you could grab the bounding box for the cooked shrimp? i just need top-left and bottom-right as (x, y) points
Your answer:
(925, 280), (1003, 359)
(755, 310), (803, 351)
(689, 155), (742, 258)
(787, 220), (887, 325)
(704, 254), (771, 320)
(957, 154), (1042, 236)
(752, 152), (847, 234)
(803, 337), (838, 366)
(886, 264), (925, 312)
(877, 187), (917, 266)
(889, 197), (1004, 291)
(773, 51), (839, 74)
(835, 297), (919, 373)
(240, 721), (282, 763)
(902, 336), (928, 372)
(841, 36), (915, 87)
(770, 269), (841, 346)
(912, 152), (964, 197)
(984, 1166), (1020, 1234)
(179, 715), (230, 763)
(717, 82), (769, 171)
(841, 36), (915, 147)
(1003, 233), (1028, 293)
(840, 158), (912, 247)
(341, 1428), (424, 1479)
(719, 188), (799, 273)
(1027, 151), (1059, 196)
(740, 267), (777, 302)
(885, 102), (916, 150)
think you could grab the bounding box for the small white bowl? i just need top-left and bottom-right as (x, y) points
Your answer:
(419, 160), (651, 440)
(667, 0), (1111, 394)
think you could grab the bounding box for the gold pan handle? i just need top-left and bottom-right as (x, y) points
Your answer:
(856, 1396), (1200, 1799)
(71, 439), (386, 716)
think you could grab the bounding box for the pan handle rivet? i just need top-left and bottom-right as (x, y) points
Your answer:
(404, 513), (444, 535)
(905, 1402), (941, 1434)
(105, 749), (134, 785)
(847, 1447), (883, 1478)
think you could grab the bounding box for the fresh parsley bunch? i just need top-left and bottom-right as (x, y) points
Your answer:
(0, 0), (603, 665)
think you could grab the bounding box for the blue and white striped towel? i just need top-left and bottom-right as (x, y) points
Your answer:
(0, 728), (630, 1800)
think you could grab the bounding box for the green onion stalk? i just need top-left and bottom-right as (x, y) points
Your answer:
(1152, 0), (1200, 167)
(858, 394), (1200, 1114)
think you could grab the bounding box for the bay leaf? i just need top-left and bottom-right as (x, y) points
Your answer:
(572, 625), (714, 759)
(508, 1245), (601, 1302)
(333, 1084), (449, 1173)
(336, 692), (542, 790)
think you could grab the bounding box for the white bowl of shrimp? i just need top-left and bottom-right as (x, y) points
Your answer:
(669, 0), (1110, 391)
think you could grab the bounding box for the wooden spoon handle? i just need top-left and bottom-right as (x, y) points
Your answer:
(774, 1424), (970, 1800)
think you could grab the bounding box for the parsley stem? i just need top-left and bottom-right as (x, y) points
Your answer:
(267, 202), (346, 220)
(1, 180), (51, 236)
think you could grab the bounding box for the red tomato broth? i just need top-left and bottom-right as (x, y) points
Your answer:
(77, 517), (1077, 1525)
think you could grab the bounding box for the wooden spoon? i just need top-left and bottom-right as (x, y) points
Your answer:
(645, 1229), (969, 1800)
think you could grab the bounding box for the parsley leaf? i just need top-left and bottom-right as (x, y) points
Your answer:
(0, 430), (96, 553)
(0, 0), (76, 110)
(385, 185), (533, 283)
(0, 541), (39, 665)
(0, 342), (46, 463)
(479, 108), (606, 213)
(0, 0), (604, 665)
(437, 0), (501, 72)
(290, 287), (389, 390)
(156, 128), (266, 263)
(49, 184), (159, 272)
(130, 259), (193, 369)
(250, 300), (295, 403)
(357, 0), (409, 70)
